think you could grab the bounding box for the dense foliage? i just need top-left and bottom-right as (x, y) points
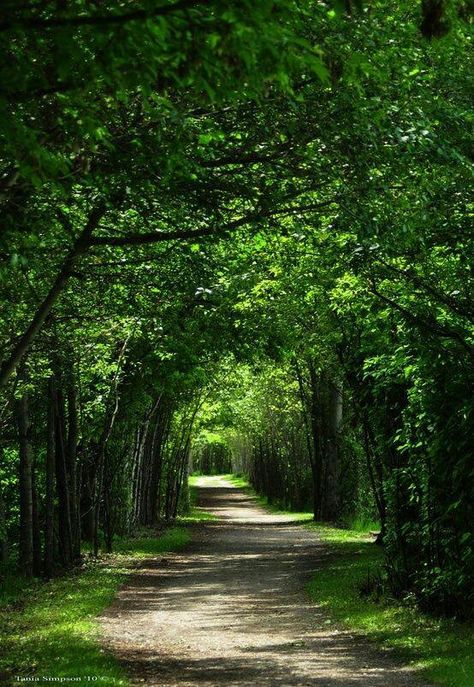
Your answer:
(0, 0), (472, 619)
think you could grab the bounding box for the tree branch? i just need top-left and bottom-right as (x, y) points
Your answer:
(0, 203), (106, 389)
(88, 199), (337, 248)
(0, 196), (336, 387)
(0, 1), (201, 32)
(369, 280), (474, 356)
(375, 256), (474, 323)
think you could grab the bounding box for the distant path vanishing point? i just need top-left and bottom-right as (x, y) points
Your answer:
(100, 476), (432, 687)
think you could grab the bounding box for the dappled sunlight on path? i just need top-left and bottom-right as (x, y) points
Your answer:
(100, 477), (432, 687)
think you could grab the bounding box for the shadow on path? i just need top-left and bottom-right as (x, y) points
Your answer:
(100, 477), (432, 687)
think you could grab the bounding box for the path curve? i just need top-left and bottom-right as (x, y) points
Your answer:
(100, 477), (432, 686)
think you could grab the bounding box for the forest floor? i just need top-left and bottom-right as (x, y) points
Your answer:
(99, 476), (433, 687)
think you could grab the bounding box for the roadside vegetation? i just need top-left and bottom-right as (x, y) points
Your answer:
(308, 525), (474, 687)
(222, 473), (474, 687)
(183, 480), (218, 522)
(0, 528), (190, 686)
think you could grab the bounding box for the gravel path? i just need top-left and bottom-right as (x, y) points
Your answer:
(99, 476), (432, 686)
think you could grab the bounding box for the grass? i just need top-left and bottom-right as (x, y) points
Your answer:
(0, 527), (191, 687)
(177, 480), (218, 522)
(340, 514), (380, 533)
(306, 524), (474, 687)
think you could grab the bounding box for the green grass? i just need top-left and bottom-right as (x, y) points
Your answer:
(307, 523), (474, 687)
(177, 480), (217, 522)
(0, 527), (191, 687)
(340, 515), (380, 532)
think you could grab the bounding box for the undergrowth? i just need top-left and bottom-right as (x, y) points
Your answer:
(179, 481), (218, 521)
(0, 527), (190, 687)
(308, 525), (474, 687)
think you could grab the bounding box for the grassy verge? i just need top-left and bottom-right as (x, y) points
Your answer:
(307, 524), (474, 687)
(178, 480), (217, 522)
(0, 527), (191, 687)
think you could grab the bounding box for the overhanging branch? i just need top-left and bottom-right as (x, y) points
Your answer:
(369, 281), (474, 356)
(88, 199), (337, 248)
(0, 0), (201, 32)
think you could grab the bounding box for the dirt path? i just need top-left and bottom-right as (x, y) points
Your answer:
(100, 477), (431, 686)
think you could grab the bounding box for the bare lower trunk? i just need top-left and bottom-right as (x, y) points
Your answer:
(44, 377), (56, 577)
(32, 470), (42, 575)
(0, 490), (8, 564)
(67, 380), (80, 559)
(321, 380), (343, 521)
(308, 363), (323, 520)
(54, 386), (73, 567)
(18, 394), (34, 577)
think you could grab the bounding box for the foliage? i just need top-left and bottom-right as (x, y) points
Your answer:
(307, 524), (474, 687)
(0, 0), (472, 630)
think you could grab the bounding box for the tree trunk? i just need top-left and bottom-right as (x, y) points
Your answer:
(32, 469), (42, 575)
(132, 421), (149, 526)
(146, 408), (171, 524)
(44, 377), (56, 577)
(92, 337), (129, 553)
(308, 363), (323, 520)
(18, 394), (34, 577)
(54, 386), (73, 567)
(0, 490), (8, 564)
(321, 380), (343, 521)
(173, 437), (192, 519)
(103, 482), (113, 553)
(67, 380), (80, 559)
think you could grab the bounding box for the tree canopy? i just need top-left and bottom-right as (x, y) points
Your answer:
(0, 0), (472, 618)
